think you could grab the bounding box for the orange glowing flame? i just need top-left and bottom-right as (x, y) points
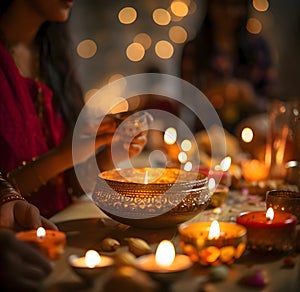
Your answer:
(85, 250), (101, 268)
(155, 240), (175, 267)
(208, 220), (220, 240)
(36, 227), (46, 238)
(266, 207), (274, 221)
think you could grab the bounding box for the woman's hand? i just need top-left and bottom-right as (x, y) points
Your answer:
(58, 115), (117, 168)
(0, 230), (52, 291)
(96, 112), (153, 170)
(0, 200), (57, 231)
(96, 135), (148, 171)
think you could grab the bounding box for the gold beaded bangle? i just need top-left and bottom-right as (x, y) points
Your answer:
(0, 194), (27, 207)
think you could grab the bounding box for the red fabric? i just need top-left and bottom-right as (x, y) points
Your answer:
(0, 41), (71, 218)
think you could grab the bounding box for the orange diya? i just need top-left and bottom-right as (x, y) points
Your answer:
(236, 208), (297, 253)
(178, 220), (247, 266)
(16, 227), (66, 260)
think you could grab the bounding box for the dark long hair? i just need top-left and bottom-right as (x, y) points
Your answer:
(38, 21), (84, 128)
(0, 0), (84, 129)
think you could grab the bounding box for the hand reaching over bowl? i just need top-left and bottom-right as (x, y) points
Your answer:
(96, 111), (153, 170)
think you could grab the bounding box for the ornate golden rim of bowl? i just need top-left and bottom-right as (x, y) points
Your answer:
(92, 168), (210, 229)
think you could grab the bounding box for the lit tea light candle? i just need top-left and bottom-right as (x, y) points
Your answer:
(241, 159), (268, 182)
(16, 227), (66, 260)
(236, 208), (297, 252)
(70, 250), (113, 268)
(136, 240), (192, 285)
(69, 250), (114, 282)
(137, 240), (192, 273)
(178, 221), (247, 266)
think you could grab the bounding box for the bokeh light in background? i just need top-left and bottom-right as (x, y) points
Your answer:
(108, 73), (125, 84)
(241, 127), (254, 143)
(181, 139), (192, 152)
(169, 25), (188, 43)
(71, 0), (286, 97)
(152, 8), (171, 26)
(155, 40), (174, 59)
(246, 17), (263, 34)
(178, 151), (188, 163)
(118, 7), (137, 24)
(184, 161), (193, 171)
(126, 42), (145, 62)
(252, 0), (269, 12)
(134, 33), (152, 50)
(164, 127), (177, 145)
(170, 0), (189, 17)
(76, 39), (97, 59)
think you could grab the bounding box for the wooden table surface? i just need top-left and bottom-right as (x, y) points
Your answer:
(42, 193), (300, 292)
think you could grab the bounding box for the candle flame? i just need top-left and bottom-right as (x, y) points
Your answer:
(208, 220), (220, 240)
(220, 156), (231, 171)
(36, 227), (46, 238)
(155, 240), (175, 267)
(144, 170), (149, 184)
(266, 207), (274, 221)
(85, 250), (101, 268)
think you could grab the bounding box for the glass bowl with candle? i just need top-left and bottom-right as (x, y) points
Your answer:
(178, 220), (247, 266)
(92, 167), (210, 228)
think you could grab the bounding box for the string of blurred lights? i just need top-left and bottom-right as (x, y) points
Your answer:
(74, 0), (271, 102)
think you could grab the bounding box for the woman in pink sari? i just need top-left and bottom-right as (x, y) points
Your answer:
(0, 0), (147, 218)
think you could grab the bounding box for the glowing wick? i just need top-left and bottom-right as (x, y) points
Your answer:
(85, 250), (101, 268)
(208, 220), (220, 240)
(36, 227), (46, 239)
(155, 240), (175, 267)
(144, 170), (149, 184)
(266, 207), (274, 221)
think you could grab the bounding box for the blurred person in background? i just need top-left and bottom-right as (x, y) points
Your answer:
(181, 0), (276, 134)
